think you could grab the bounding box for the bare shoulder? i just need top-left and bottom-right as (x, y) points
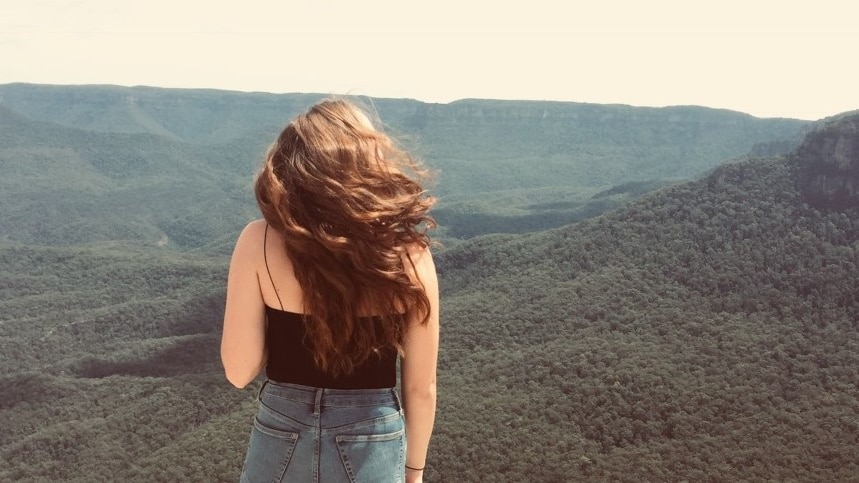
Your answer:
(401, 243), (436, 284)
(240, 219), (268, 239)
(232, 220), (268, 259)
(402, 242), (433, 264)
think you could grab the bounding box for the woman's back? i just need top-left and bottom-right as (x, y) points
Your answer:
(260, 220), (399, 389)
(221, 99), (439, 482)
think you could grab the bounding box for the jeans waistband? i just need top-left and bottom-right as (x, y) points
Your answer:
(259, 380), (401, 413)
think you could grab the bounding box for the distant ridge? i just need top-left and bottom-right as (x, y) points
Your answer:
(0, 82), (807, 143)
(0, 82), (819, 246)
(0, 82), (327, 144)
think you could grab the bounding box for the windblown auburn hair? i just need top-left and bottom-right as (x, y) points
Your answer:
(254, 99), (436, 377)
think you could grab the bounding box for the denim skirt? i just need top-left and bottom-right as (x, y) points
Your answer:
(239, 380), (406, 483)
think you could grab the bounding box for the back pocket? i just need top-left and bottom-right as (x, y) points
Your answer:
(240, 417), (299, 483)
(336, 429), (405, 483)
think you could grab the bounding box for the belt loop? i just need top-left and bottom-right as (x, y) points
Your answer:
(256, 379), (269, 402)
(392, 388), (404, 413)
(313, 388), (323, 415)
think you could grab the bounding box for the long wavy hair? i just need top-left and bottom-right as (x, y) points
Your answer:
(254, 99), (436, 377)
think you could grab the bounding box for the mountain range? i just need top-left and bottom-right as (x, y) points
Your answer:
(0, 83), (810, 245)
(0, 84), (857, 481)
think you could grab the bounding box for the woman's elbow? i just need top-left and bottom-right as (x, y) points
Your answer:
(223, 366), (256, 389)
(221, 353), (260, 389)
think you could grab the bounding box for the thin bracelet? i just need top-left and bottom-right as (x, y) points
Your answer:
(405, 464), (425, 471)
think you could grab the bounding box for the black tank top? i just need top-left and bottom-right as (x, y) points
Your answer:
(262, 224), (397, 389)
(264, 307), (397, 389)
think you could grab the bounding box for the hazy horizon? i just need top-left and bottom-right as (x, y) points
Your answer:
(3, 0), (857, 121)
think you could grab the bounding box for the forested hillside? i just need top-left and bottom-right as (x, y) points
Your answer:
(1, 84), (856, 481)
(0, 83), (809, 241)
(432, 114), (859, 480)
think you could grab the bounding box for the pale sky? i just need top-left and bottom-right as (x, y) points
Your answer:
(1, 0), (857, 120)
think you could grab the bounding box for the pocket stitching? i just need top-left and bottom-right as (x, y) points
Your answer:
(335, 429), (405, 482)
(258, 397), (314, 431)
(242, 419), (300, 483)
(253, 416), (301, 440)
(329, 410), (403, 433)
(336, 428), (404, 443)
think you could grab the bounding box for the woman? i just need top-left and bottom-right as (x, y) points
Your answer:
(221, 99), (439, 483)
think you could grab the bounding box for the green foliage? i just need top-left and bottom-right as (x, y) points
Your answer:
(1, 86), (857, 481)
(1, 83), (809, 244)
(3, 152), (859, 480)
(431, 153), (859, 480)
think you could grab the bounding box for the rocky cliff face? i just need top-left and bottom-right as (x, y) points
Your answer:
(795, 113), (859, 210)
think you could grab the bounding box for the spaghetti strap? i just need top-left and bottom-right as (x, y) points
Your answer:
(263, 223), (285, 310)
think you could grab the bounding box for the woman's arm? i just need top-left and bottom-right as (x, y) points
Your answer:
(400, 246), (440, 481)
(221, 221), (268, 389)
